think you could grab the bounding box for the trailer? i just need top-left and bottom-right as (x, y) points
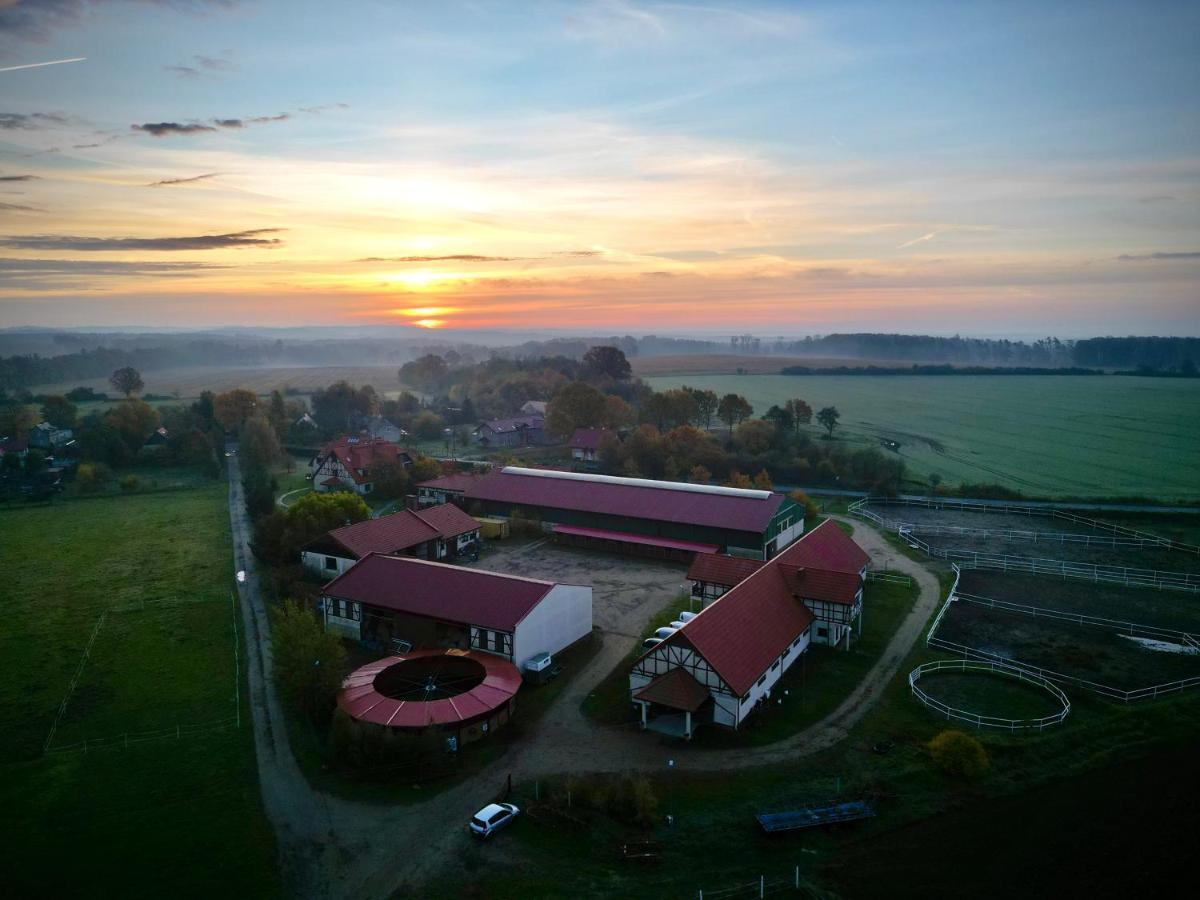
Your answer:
(756, 800), (875, 833)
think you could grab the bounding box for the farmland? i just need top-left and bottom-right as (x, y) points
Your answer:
(0, 487), (279, 898)
(645, 373), (1200, 500)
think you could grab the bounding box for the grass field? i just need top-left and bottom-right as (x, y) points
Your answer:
(630, 353), (916, 376)
(915, 669), (1066, 720)
(0, 487), (280, 898)
(645, 373), (1200, 500)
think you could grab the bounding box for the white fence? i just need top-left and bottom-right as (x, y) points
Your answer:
(46, 716), (241, 755)
(698, 867), (809, 899)
(866, 570), (913, 586)
(908, 659), (1070, 731)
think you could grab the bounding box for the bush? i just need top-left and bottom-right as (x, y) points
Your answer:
(928, 729), (989, 780)
(75, 462), (111, 492)
(118, 475), (139, 493)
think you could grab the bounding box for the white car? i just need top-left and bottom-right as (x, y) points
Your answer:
(469, 802), (520, 838)
(678, 611), (698, 623)
(653, 626), (678, 640)
(642, 637), (663, 650)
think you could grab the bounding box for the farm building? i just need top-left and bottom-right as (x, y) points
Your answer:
(520, 400), (547, 416)
(687, 553), (765, 603)
(416, 470), (485, 507)
(308, 436), (414, 495)
(568, 427), (615, 466)
(359, 415), (407, 443)
(321, 553), (592, 668)
(629, 521), (870, 738)
(474, 415), (547, 448)
(301, 504), (482, 577)
(464, 467), (804, 560)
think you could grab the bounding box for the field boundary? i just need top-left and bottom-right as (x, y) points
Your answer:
(908, 659), (1070, 731)
(42, 609), (109, 754)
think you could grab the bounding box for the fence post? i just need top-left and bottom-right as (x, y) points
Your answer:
(796, 866), (800, 888)
(760, 875), (765, 898)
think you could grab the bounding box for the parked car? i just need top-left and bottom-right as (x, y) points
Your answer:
(642, 637), (663, 650)
(469, 802), (520, 838)
(669, 619), (687, 630)
(653, 626), (678, 640)
(678, 611), (698, 623)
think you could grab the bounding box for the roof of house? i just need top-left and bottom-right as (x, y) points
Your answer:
(317, 436), (413, 485)
(521, 400), (547, 414)
(464, 467), (786, 534)
(634, 667), (711, 713)
(686, 553), (766, 588)
(636, 520), (868, 695)
(323, 553), (558, 632)
(568, 427), (613, 451)
(477, 415), (544, 435)
(320, 505), (478, 558)
(417, 471), (484, 493)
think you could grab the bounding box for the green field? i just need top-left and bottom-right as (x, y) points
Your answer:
(646, 374), (1200, 500)
(0, 487), (279, 898)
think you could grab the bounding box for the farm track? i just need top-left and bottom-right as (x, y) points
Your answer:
(230, 479), (943, 898)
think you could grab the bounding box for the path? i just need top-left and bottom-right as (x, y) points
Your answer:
(230, 464), (943, 898)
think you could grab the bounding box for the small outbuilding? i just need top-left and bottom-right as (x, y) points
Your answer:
(302, 504), (481, 577)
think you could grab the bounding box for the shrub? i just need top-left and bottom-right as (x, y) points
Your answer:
(118, 475), (139, 493)
(76, 462), (111, 492)
(928, 729), (989, 780)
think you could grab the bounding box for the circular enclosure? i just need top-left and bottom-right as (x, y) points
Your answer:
(337, 649), (521, 730)
(908, 659), (1070, 731)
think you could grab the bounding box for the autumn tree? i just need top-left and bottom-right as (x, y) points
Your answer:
(398, 354), (449, 393)
(213, 388), (258, 431)
(311, 381), (377, 433)
(602, 394), (635, 430)
(109, 366), (144, 398)
(734, 418), (775, 455)
(41, 395), (78, 429)
(272, 600), (347, 723)
(684, 387), (719, 430)
(240, 414), (283, 472)
(252, 490), (371, 565)
(411, 410), (445, 441)
(688, 464), (711, 484)
(0, 402), (39, 439)
(581, 345), (632, 381)
(107, 398), (160, 453)
(817, 406), (841, 439)
(545, 382), (608, 438)
(786, 398), (813, 430)
(716, 393), (753, 441)
(753, 469), (773, 490)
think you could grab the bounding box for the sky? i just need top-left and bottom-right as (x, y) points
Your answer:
(0, 0), (1197, 336)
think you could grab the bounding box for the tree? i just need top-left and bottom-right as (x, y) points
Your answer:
(267, 390), (289, 437)
(240, 414), (283, 473)
(242, 466), (278, 520)
(734, 418), (775, 455)
(725, 470), (752, 488)
(2, 450), (21, 474)
(597, 431), (623, 473)
(412, 410), (445, 441)
(23, 448), (46, 476)
(545, 382), (608, 438)
(213, 389), (258, 431)
(0, 402), (38, 438)
(763, 404), (794, 435)
(785, 398), (813, 431)
(109, 366), (144, 398)
(928, 730), (989, 780)
(252, 491), (371, 565)
(602, 394), (635, 430)
(398, 354), (449, 393)
(107, 399), (160, 454)
(716, 393), (753, 441)
(581, 346), (632, 381)
(788, 489), (821, 520)
(688, 464), (711, 484)
(817, 406), (840, 439)
(753, 468), (773, 490)
(641, 389), (696, 431)
(684, 387), (719, 430)
(41, 395), (77, 429)
(272, 600), (347, 723)
(370, 456), (410, 500)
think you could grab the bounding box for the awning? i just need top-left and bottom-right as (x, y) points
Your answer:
(552, 524), (718, 554)
(635, 668), (711, 712)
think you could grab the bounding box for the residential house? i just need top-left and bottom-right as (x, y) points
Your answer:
(568, 427), (614, 466)
(473, 415), (547, 449)
(308, 436), (414, 495)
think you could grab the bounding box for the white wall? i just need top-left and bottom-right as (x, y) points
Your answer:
(512, 584), (593, 668)
(771, 517), (806, 556)
(301, 549), (356, 578)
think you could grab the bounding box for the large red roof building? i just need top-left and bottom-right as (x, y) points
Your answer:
(629, 520), (870, 738)
(301, 505), (482, 577)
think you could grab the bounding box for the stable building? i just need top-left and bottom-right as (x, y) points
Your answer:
(464, 467), (803, 560)
(321, 553), (592, 669)
(630, 521), (869, 738)
(301, 504), (481, 578)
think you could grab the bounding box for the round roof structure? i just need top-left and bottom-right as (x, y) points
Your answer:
(337, 649), (521, 729)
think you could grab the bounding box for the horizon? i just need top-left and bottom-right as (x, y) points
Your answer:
(1, 1), (1198, 333)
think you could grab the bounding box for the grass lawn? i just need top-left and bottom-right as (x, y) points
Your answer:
(0, 486), (280, 898)
(914, 670), (1066, 721)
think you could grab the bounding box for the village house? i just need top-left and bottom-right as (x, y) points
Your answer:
(28, 422), (74, 450)
(473, 415), (547, 449)
(629, 521), (869, 738)
(320, 553), (593, 668)
(301, 504), (481, 577)
(519, 400), (547, 417)
(308, 435), (414, 495)
(358, 415), (407, 444)
(568, 427), (614, 466)
(142, 426), (169, 452)
(416, 470), (485, 507)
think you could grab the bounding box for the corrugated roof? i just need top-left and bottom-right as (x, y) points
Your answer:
(634, 668), (710, 712)
(686, 553), (766, 587)
(554, 524), (719, 554)
(326, 510), (439, 558)
(323, 553), (556, 631)
(414, 503), (481, 540)
(417, 471), (483, 492)
(782, 566), (863, 606)
(465, 468), (785, 534)
(777, 520), (870, 574)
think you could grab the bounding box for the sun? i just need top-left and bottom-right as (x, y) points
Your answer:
(412, 318), (445, 329)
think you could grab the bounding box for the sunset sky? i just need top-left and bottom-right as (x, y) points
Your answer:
(0, 0), (1197, 335)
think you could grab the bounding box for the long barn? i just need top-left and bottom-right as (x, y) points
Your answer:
(463, 466), (804, 560)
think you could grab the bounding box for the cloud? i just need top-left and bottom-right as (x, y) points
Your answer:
(0, 174), (39, 181)
(0, 258), (228, 274)
(165, 51), (237, 79)
(299, 102), (351, 114)
(357, 254), (531, 263)
(0, 111), (70, 130)
(897, 231), (938, 249)
(647, 249), (723, 261)
(0, 1), (236, 42)
(0, 201), (38, 211)
(0, 228), (284, 251)
(1117, 251), (1200, 261)
(72, 133), (121, 149)
(132, 112), (291, 137)
(146, 172), (220, 187)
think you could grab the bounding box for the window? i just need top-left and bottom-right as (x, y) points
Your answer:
(817, 626), (828, 638)
(324, 556), (338, 571)
(756, 674), (766, 687)
(771, 660), (780, 671)
(782, 647), (790, 658)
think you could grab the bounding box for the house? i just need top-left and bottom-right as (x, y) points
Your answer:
(568, 427), (614, 465)
(474, 415), (546, 449)
(360, 415), (407, 444)
(520, 400), (547, 416)
(416, 470), (485, 507)
(308, 436), (414, 495)
(464, 467), (804, 560)
(143, 426), (169, 451)
(629, 521), (869, 738)
(301, 504), (481, 577)
(320, 553), (593, 668)
(28, 422), (74, 450)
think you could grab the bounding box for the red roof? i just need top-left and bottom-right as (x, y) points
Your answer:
(337, 649), (521, 728)
(554, 524), (719, 554)
(637, 520), (868, 695)
(465, 468), (786, 534)
(318, 436), (413, 485)
(323, 553), (557, 632)
(323, 506), (478, 558)
(320, 476), (343, 487)
(634, 668), (711, 712)
(687, 553), (765, 588)
(417, 471), (484, 493)
(568, 427), (613, 451)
